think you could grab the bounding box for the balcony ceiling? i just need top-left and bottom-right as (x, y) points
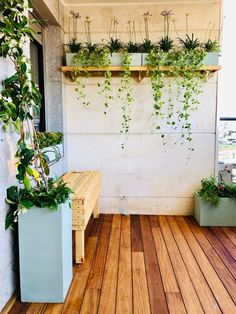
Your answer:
(62, 0), (220, 6)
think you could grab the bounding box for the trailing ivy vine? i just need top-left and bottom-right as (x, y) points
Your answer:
(73, 46), (113, 112)
(0, 0), (71, 229)
(147, 48), (208, 149)
(118, 52), (134, 144)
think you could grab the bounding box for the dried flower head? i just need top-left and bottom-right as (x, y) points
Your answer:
(143, 11), (152, 21)
(70, 10), (81, 19)
(85, 16), (91, 24)
(161, 10), (174, 17)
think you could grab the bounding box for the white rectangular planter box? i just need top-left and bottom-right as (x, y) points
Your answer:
(203, 52), (219, 66)
(109, 53), (142, 66)
(142, 53), (149, 66)
(66, 53), (77, 66)
(18, 201), (72, 302)
(129, 53), (142, 66)
(194, 193), (236, 226)
(110, 53), (123, 66)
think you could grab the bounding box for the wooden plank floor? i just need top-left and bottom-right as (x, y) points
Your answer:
(4, 215), (236, 314)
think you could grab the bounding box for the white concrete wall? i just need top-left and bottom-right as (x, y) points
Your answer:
(0, 58), (18, 311)
(63, 2), (221, 44)
(63, 2), (221, 215)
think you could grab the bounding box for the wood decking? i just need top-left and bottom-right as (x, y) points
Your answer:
(5, 215), (236, 314)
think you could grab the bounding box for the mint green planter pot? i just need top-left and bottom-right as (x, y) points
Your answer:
(130, 53), (142, 66)
(110, 53), (123, 66)
(18, 202), (72, 303)
(110, 53), (142, 66)
(66, 53), (77, 66)
(203, 52), (219, 66)
(194, 193), (236, 226)
(141, 53), (148, 65)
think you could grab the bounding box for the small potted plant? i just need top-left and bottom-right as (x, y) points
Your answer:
(194, 176), (236, 226)
(140, 11), (155, 65)
(125, 20), (142, 66)
(202, 39), (220, 65)
(66, 38), (83, 65)
(106, 17), (124, 66)
(178, 14), (207, 66)
(66, 11), (82, 65)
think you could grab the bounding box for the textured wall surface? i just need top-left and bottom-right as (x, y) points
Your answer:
(63, 2), (221, 44)
(0, 58), (17, 311)
(63, 2), (221, 215)
(64, 75), (218, 215)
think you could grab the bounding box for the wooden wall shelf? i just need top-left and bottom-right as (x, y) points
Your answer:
(61, 65), (221, 82)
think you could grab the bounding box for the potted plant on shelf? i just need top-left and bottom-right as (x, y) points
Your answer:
(107, 37), (124, 66)
(140, 11), (155, 65)
(66, 38), (83, 65)
(73, 37), (113, 112)
(1, 0), (73, 303)
(125, 20), (142, 66)
(66, 11), (82, 65)
(203, 38), (220, 65)
(194, 176), (236, 226)
(106, 17), (124, 66)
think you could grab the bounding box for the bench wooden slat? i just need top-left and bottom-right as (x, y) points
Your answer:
(62, 171), (101, 263)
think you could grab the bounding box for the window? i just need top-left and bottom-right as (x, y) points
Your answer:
(30, 39), (45, 131)
(217, 0), (236, 183)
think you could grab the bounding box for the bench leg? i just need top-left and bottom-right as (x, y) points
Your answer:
(75, 230), (84, 264)
(93, 199), (99, 218)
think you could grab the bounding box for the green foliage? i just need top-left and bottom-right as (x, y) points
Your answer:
(140, 39), (155, 53)
(126, 41), (141, 53)
(5, 179), (72, 229)
(198, 177), (236, 206)
(204, 39), (220, 52)
(73, 47), (113, 111)
(34, 131), (63, 149)
(147, 48), (207, 148)
(1, 0), (71, 229)
(159, 36), (173, 52)
(107, 38), (124, 53)
(66, 38), (82, 53)
(118, 52), (134, 144)
(179, 33), (201, 50)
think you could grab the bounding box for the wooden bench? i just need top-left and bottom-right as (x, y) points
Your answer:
(62, 171), (101, 263)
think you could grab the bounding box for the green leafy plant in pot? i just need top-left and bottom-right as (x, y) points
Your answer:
(73, 17), (113, 113)
(66, 11), (82, 65)
(0, 0), (72, 229)
(1, 0), (73, 303)
(125, 20), (142, 66)
(140, 11), (155, 65)
(194, 176), (236, 226)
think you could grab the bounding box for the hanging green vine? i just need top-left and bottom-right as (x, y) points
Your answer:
(118, 52), (134, 144)
(147, 47), (208, 148)
(0, 0), (71, 229)
(73, 46), (113, 112)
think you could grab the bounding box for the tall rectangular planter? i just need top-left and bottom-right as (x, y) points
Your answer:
(18, 202), (72, 303)
(194, 193), (236, 226)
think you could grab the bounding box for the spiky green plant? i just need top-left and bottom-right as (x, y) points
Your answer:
(159, 36), (173, 52)
(179, 33), (200, 50)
